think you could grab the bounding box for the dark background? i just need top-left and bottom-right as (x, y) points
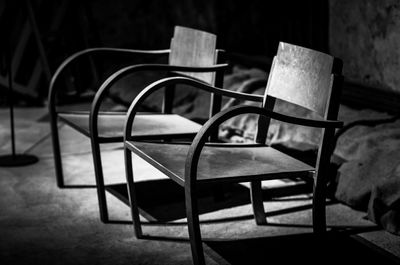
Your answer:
(0, 0), (329, 106)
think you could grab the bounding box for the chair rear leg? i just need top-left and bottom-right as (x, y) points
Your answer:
(250, 180), (267, 225)
(312, 129), (335, 234)
(124, 149), (143, 238)
(186, 185), (205, 265)
(90, 138), (109, 223)
(312, 172), (327, 234)
(50, 115), (65, 188)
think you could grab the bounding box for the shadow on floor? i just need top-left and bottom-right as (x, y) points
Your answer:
(104, 178), (313, 222)
(205, 231), (400, 265)
(106, 179), (251, 222)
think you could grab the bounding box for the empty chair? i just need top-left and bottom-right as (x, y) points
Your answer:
(48, 26), (228, 222)
(123, 42), (343, 264)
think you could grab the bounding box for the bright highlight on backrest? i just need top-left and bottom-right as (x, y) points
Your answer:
(169, 26), (217, 85)
(266, 42), (335, 117)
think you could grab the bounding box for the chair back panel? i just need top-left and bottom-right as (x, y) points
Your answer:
(169, 26), (217, 85)
(266, 42), (335, 117)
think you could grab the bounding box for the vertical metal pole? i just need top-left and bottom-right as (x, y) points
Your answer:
(0, 0), (38, 167)
(6, 31), (16, 157)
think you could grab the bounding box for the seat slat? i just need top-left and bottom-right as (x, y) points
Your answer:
(59, 113), (201, 141)
(126, 141), (314, 185)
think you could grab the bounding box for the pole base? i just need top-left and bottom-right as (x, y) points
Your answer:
(0, 154), (39, 167)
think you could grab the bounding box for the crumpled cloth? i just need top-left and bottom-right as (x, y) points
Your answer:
(334, 120), (400, 235)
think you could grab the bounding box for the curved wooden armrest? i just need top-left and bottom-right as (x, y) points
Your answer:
(184, 105), (343, 184)
(122, 76), (264, 140)
(269, 110), (343, 128)
(237, 78), (268, 95)
(48, 47), (170, 112)
(91, 65), (228, 138)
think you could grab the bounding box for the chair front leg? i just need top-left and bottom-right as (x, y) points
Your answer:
(250, 180), (267, 225)
(50, 114), (65, 188)
(124, 148), (143, 238)
(185, 183), (205, 265)
(90, 137), (109, 223)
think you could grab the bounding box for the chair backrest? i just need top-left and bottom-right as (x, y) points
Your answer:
(169, 26), (217, 85)
(264, 42), (342, 118)
(256, 42), (343, 143)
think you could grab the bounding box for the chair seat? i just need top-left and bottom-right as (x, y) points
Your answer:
(126, 141), (315, 185)
(58, 112), (202, 142)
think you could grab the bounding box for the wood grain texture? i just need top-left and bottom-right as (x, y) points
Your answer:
(169, 26), (217, 84)
(266, 42), (334, 116)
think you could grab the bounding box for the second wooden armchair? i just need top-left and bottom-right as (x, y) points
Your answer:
(123, 42), (344, 265)
(48, 26), (228, 223)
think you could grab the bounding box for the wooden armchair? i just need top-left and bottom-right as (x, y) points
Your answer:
(48, 26), (228, 223)
(123, 42), (344, 265)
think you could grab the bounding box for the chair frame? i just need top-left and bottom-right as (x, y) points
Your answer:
(123, 45), (344, 264)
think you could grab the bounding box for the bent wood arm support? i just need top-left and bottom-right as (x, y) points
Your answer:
(184, 105), (343, 185)
(48, 48), (171, 114)
(91, 65), (229, 138)
(91, 65), (229, 139)
(238, 78), (268, 95)
(123, 76), (264, 141)
(223, 78), (269, 109)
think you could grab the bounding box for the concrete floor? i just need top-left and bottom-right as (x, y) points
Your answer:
(1, 107), (400, 265)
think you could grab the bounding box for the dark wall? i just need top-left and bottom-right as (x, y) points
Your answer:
(0, 0), (329, 105)
(215, 0), (329, 56)
(88, 0), (218, 50)
(87, 0), (329, 57)
(330, 0), (400, 94)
